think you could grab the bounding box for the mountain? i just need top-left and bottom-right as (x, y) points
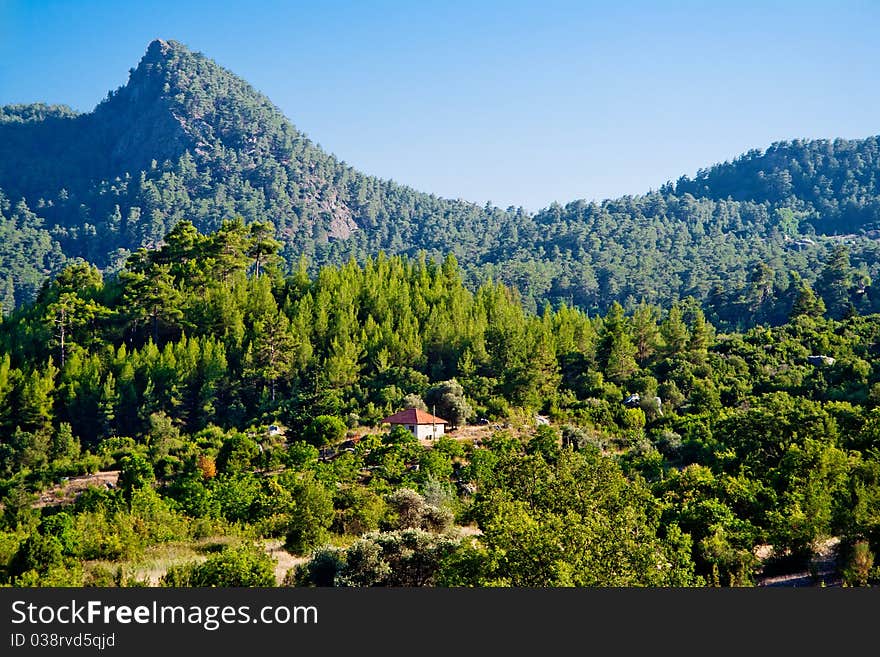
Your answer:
(0, 39), (512, 265)
(2, 38), (880, 325)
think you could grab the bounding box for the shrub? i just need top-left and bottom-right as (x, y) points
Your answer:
(333, 485), (386, 536)
(162, 543), (276, 587)
(303, 415), (347, 450)
(842, 540), (875, 587)
(287, 546), (346, 587)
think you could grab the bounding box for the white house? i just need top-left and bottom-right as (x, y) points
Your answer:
(381, 408), (448, 440)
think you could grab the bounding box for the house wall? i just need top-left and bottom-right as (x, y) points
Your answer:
(413, 423), (445, 440)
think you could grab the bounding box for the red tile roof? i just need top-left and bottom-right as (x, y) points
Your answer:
(381, 408), (448, 425)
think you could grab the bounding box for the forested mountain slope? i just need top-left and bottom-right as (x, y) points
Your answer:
(1, 39), (879, 326)
(671, 137), (880, 234)
(0, 192), (65, 312)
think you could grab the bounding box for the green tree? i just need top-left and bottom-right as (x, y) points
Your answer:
(244, 313), (296, 403)
(333, 485), (386, 536)
(631, 301), (660, 363)
(120, 257), (184, 344)
(789, 274), (826, 319)
(333, 529), (462, 587)
(815, 244), (855, 319)
(470, 445), (701, 586)
(598, 302), (638, 384)
(42, 263), (107, 366)
(216, 433), (259, 475)
(9, 533), (65, 579)
(247, 221), (282, 277)
(303, 415), (347, 453)
(118, 453), (156, 502)
(210, 218), (251, 283)
(49, 422), (81, 462)
(284, 471), (334, 554)
(687, 308), (712, 365)
(18, 363), (58, 434)
(425, 379), (473, 427)
(660, 304), (690, 359)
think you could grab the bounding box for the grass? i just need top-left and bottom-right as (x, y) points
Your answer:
(81, 534), (317, 586)
(83, 534), (242, 586)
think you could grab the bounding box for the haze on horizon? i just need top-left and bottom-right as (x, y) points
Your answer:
(1, 0), (877, 212)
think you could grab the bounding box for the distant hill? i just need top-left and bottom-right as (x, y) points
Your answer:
(671, 137), (880, 234)
(1, 38), (879, 326)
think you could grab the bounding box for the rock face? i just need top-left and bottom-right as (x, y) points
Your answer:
(807, 355), (836, 366)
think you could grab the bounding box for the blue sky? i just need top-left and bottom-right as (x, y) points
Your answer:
(1, 1), (878, 211)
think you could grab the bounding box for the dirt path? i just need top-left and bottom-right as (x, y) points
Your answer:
(263, 539), (309, 584)
(756, 538), (842, 587)
(34, 470), (120, 508)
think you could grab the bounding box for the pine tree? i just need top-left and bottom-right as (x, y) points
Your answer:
(660, 304), (690, 359)
(19, 361), (58, 434)
(45, 292), (104, 367)
(598, 302), (637, 384)
(745, 262), (776, 324)
(0, 354), (19, 434)
(815, 244), (854, 319)
(211, 218), (251, 283)
(247, 221), (282, 278)
(245, 313), (296, 403)
(789, 276), (826, 319)
(49, 422), (80, 462)
(630, 301), (660, 364)
(687, 308), (712, 365)
(120, 259), (184, 344)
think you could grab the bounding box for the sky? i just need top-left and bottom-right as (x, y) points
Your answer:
(1, 0), (878, 211)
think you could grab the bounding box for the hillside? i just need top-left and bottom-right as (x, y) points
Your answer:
(671, 137), (880, 234)
(2, 221), (880, 588)
(1, 39), (880, 325)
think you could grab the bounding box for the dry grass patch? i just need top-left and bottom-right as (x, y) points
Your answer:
(84, 534), (242, 586)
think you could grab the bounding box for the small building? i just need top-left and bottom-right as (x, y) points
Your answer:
(381, 408), (448, 440)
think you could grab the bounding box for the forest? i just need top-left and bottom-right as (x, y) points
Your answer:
(2, 39), (880, 326)
(0, 220), (878, 587)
